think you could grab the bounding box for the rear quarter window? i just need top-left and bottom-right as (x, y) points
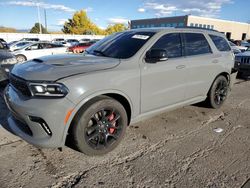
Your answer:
(184, 33), (212, 56)
(209, 35), (231, 51)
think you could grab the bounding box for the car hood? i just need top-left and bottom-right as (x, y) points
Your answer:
(11, 54), (120, 81)
(236, 51), (250, 57)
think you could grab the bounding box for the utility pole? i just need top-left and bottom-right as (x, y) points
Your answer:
(36, 1), (42, 34)
(44, 9), (47, 31)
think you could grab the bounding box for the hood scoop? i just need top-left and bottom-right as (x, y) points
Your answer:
(33, 58), (44, 63)
(11, 54), (120, 81)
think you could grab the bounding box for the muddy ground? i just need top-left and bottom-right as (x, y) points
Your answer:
(0, 80), (249, 188)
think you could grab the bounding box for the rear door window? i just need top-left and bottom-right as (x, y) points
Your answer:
(183, 33), (212, 56)
(209, 35), (231, 51)
(150, 33), (182, 58)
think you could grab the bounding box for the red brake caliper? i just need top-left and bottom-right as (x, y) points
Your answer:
(108, 113), (116, 134)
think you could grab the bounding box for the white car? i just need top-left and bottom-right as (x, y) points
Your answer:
(65, 39), (79, 47)
(12, 42), (68, 63)
(9, 41), (33, 51)
(229, 41), (247, 54)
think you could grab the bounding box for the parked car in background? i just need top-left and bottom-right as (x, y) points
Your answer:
(229, 41), (247, 54)
(79, 38), (91, 43)
(235, 47), (250, 78)
(20, 38), (40, 42)
(241, 41), (250, 48)
(3, 28), (236, 155)
(8, 41), (33, 51)
(12, 42), (67, 63)
(7, 41), (18, 46)
(68, 40), (97, 53)
(65, 39), (79, 47)
(0, 41), (17, 83)
(52, 38), (66, 45)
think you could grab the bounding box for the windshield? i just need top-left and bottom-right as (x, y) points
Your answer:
(86, 31), (155, 59)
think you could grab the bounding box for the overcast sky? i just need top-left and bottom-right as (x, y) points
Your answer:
(0, 0), (249, 31)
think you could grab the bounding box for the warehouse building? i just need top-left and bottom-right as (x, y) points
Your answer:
(130, 15), (250, 40)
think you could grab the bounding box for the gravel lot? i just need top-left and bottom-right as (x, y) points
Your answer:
(0, 80), (249, 188)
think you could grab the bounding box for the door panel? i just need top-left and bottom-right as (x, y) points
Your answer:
(141, 58), (188, 113)
(140, 33), (187, 113)
(182, 33), (225, 99)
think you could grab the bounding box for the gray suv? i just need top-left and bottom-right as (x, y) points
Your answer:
(4, 28), (236, 155)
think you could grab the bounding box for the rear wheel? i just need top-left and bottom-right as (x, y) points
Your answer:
(72, 96), (127, 155)
(207, 76), (229, 109)
(16, 55), (27, 63)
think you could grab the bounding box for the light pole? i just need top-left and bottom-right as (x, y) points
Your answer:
(36, 2), (42, 34)
(44, 9), (47, 31)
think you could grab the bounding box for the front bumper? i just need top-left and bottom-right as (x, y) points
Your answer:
(3, 85), (75, 148)
(0, 66), (9, 82)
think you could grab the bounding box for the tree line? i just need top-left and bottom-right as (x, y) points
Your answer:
(3, 10), (126, 35)
(1, 10), (127, 35)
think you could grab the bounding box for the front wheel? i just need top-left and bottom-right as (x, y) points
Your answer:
(15, 55), (27, 63)
(207, 76), (229, 109)
(71, 96), (128, 155)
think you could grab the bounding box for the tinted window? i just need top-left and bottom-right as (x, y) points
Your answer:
(209, 35), (231, 51)
(52, 43), (64, 48)
(184, 33), (211, 56)
(150, 33), (182, 58)
(87, 31), (155, 59)
(27, 44), (39, 50)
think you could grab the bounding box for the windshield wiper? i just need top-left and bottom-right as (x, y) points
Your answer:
(93, 50), (108, 57)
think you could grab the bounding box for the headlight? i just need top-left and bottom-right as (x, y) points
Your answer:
(1, 57), (17, 65)
(28, 82), (69, 97)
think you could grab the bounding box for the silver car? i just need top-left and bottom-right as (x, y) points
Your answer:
(4, 28), (236, 155)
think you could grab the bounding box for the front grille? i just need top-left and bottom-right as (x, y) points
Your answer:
(240, 57), (250, 64)
(9, 74), (31, 96)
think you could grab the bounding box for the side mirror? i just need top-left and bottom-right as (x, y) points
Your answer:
(145, 49), (168, 63)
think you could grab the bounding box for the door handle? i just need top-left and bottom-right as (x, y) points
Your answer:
(212, 59), (219, 64)
(176, 65), (186, 69)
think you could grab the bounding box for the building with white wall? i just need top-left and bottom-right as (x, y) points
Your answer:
(131, 15), (250, 40)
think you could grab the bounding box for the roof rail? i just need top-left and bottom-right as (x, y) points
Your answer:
(175, 26), (218, 32)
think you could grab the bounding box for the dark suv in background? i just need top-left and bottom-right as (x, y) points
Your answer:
(0, 41), (17, 83)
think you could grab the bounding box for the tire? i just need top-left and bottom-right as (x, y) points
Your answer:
(16, 55), (27, 63)
(207, 76), (229, 109)
(71, 96), (128, 155)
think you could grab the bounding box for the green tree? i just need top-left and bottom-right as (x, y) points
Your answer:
(30, 23), (48, 34)
(62, 10), (105, 35)
(105, 24), (127, 35)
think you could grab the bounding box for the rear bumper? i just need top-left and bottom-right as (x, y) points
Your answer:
(3, 85), (75, 148)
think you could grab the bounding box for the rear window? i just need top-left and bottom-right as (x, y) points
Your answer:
(184, 33), (212, 56)
(209, 35), (231, 51)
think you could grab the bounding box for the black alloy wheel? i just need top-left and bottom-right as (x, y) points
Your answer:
(208, 76), (229, 109)
(71, 96), (127, 155)
(85, 108), (122, 150)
